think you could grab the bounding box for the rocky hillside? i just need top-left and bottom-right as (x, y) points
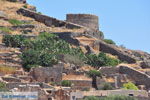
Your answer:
(0, 0), (150, 100)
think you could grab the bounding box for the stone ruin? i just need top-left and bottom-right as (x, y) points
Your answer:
(66, 14), (99, 30)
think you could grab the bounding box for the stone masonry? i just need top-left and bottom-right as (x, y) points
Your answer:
(66, 14), (99, 30)
(30, 63), (64, 83)
(119, 65), (150, 89)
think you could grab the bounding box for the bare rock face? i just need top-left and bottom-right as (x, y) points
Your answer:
(30, 63), (64, 83)
(140, 60), (150, 69)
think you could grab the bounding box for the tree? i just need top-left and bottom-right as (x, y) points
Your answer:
(104, 39), (116, 45)
(123, 82), (139, 90)
(87, 70), (102, 90)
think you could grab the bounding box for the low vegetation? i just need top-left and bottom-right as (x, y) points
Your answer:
(2, 35), (26, 48)
(104, 39), (116, 45)
(2, 32), (120, 71)
(20, 32), (86, 70)
(123, 82), (139, 90)
(0, 27), (12, 34)
(23, 4), (28, 8)
(61, 80), (72, 87)
(8, 19), (30, 26)
(86, 53), (120, 68)
(0, 82), (8, 91)
(83, 95), (137, 100)
(101, 83), (114, 90)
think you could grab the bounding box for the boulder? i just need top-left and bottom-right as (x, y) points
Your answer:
(140, 60), (150, 69)
(0, 11), (7, 19)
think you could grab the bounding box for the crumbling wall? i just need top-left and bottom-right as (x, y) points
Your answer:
(70, 80), (92, 90)
(17, 8), (83, 29)
(66, 14), (99, 30)
(119, 65), (150, 89)
(98, 40), (136, 63)
(30, 63), (64, 83)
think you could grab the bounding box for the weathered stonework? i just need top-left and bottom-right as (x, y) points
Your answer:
(66, 14), (99, 30)
(119, 65), (150, 89)
(30, 63), (64, 83)
(98, 40), (136, 63)
(17, 8), (84, 29)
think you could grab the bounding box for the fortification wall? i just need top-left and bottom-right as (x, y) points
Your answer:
(17, 8), (84, 29)
(66, 14), (99, 30)
(98, 40), (136, 63)
(119, 65), (150, 89)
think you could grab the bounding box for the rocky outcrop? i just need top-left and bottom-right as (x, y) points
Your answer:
(140, 60), (150, 69)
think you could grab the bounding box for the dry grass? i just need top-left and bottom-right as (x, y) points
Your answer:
(0, 0), (32, 21)
(118, 63), (139, 68)
(63, 74), (92, 81)
(0, 65), (17, 74)
(76, 36), (97, 44)
(79, 65), (94, 71)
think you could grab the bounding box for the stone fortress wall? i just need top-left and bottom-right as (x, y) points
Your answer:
(66, 14), (99, 30)
(17, 8), (84, 29)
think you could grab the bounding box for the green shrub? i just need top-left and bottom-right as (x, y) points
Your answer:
(104, 39), (116, 45)
(0, 27), (12, 33)
(8, 19), (29, 26)
(61, 80), (72, 87)
(123, 82), (139, 90)
(86, 53), (120, 68)
(101, 83), (113, 90)
(2, 35), (26, 48)
(0, 82), (8, 91)
(23, 4), (28, 8)
(21, 32), (86, 70)
(38, 12), (42, 14)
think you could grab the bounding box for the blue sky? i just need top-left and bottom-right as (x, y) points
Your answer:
(27, 0), (150, 53)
